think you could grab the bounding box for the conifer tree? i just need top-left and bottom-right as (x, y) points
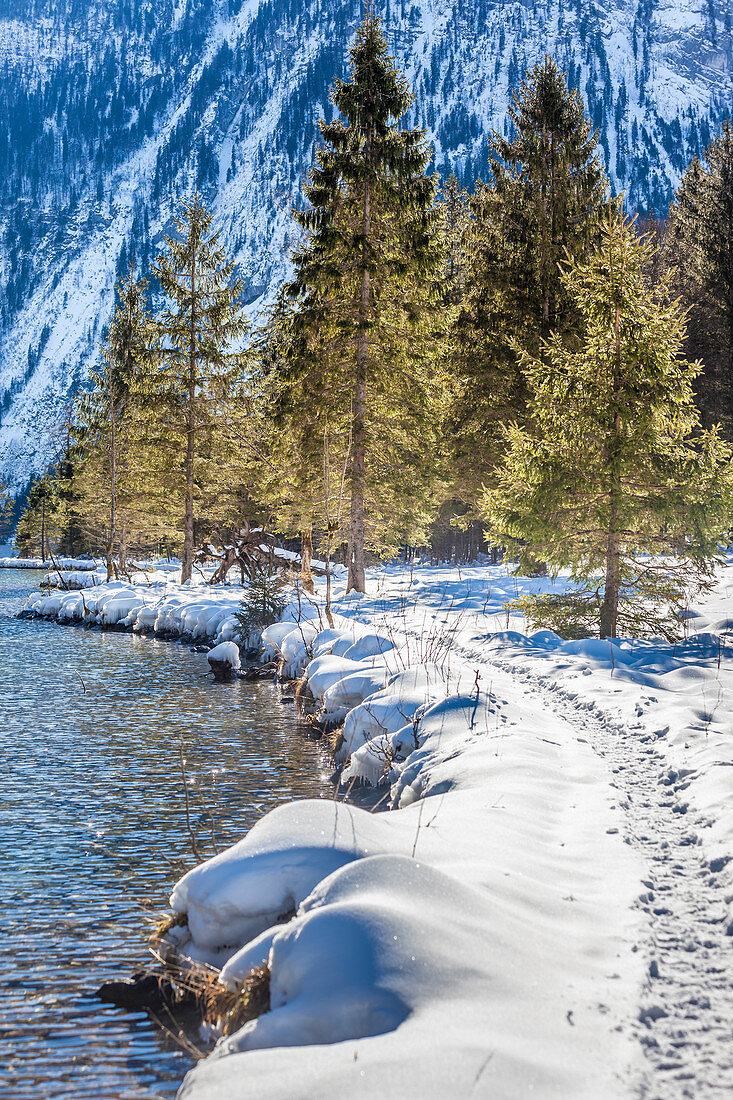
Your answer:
(285, 11), (445, 593)
(249, 297), (341, 596)
(74, 265), (158, 578)
(437, 172), (471, 305)
(666, 123), (733, 430)
(16, 474), (63, 560)
(491, 56), (608, 338)
(153, 194), (249, 582)
(451, 58), (608, 506)
(0, 477), (12, 536)
(483, 207), (732, 639)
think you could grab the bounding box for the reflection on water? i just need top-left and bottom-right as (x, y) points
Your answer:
(0, 569), (328, 1098)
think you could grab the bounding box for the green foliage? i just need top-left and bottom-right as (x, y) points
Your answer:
(279, 11), (448, 590)
(15, 474), (64, 558)
(450, 57), (609, 506)
(508, 563), (717, 642)
(234, 570), (287, 641)
(666, 122), (733, 431)
(484, 205), (733, 636)
(152, 193), (250, 580)
(72, 265), (162, 570)
(490, 56), (608, 338)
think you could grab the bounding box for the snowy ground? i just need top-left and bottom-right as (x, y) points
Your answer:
(23, 558), (733, 1097)
(0, 556), (102, 569)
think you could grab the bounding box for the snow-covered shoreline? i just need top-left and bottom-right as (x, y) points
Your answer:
(19, 562), (733, 1096)
(22, 575), (263, 644)
(0, 556), (102, 570)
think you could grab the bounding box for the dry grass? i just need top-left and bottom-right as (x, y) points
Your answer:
(295, 674), (316, 712)
(216, 963), (271, 1036)
(159, 955), (271, 1036)
(329, 725), (345, 757)
(148, 910), (188, 946)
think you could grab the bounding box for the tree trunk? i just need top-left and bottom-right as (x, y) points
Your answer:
(119, 523), (127, 576)
(107, 382), (116, 582)
(599, 516), (620, 638)
(300, 527), (315, 594)
(347, 140), (371, 595)
(600, 303), (623, 639)
(324, 532), (335, 629)
(181, 248), (197, 584)
(728, 197), (733, 424)
(41, 498), (46, 562)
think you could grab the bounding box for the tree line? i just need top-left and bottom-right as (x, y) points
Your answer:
(16, 13), (733, 638)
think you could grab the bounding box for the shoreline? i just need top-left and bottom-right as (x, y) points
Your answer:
(17, 564), (733, 1098)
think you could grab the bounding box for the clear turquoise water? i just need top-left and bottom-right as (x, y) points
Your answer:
(0, 568), (327, 1098)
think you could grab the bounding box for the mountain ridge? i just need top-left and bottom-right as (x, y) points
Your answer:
(1, 0), (731, 489)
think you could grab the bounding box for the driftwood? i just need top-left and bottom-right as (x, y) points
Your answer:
(195, 520), (275, 584)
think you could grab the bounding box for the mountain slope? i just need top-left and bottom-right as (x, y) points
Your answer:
(1, 0), (731, 489)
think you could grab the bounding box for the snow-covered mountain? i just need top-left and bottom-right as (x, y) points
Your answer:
(1, 0), (731, 490)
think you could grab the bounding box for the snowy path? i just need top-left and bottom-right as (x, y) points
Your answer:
(479, 650), (733, 1100)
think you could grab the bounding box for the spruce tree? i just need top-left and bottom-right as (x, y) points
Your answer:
(74, 265), (158, 578)
(483, 207), (732, 639)
(437, 172), (471, 305)
(153, 194), (249, 582)
(451, 58), (608, 507)
(251, 295), (349, 598)
(285, 11), (445, 593)
(491, 55), (608, 338)
(16, 475), (63, 560)
(666, 123), (733, 430)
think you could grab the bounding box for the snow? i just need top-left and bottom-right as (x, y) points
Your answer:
(3, 0), (730, 490)
(0, 557), (101, 570)
(207, 641), (241, 671)
(176, 663), (645, 1100)
(24, 553), (733, 1096)
(164, 567), (652, 1099)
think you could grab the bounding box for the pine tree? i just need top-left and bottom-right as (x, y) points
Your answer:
(16, 474), (64, 560)
(490, 56), (608, 339)
(666, 123), (733, 430)
(450, 59), (608, 509)
(73, 265), (158, 578)
(483, 207), (732, 639)
(153, 194), (249, 582)
(437, 172), (471, 305)
(251, 293), (351, 599)
(285, 11), (446, 593)
(234, 569), (287, 644)
(0, 477), (12, 537)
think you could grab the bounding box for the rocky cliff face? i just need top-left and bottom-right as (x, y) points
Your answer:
(1, 0), (730, 488)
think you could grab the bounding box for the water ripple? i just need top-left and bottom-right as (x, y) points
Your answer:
(0, 569), (327, 1098)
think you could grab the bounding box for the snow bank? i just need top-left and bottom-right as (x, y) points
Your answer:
(41, 568), (105, 589)
(0, 556), (101, 569)
(23, 578), (248, 645)
(207, 641), (241, 672)
(168, 802), (399, 967)
(173, 599), (646, 1100)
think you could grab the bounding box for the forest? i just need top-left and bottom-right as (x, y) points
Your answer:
(11, 12), (733, 640)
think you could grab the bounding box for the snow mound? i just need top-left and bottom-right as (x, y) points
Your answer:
(207, 641), (241, 671)
(168, 801), (399, 964)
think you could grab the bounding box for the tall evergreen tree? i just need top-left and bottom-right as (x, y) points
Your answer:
(450, 58), (608, 506)
(666, 123), (733, 430)
(16, 474), (63, 560)
(285, 11), (445, 593)
(483, 207), (732, 639)
(437, 172), (471, 305)
(491, 56), (608, 337)
(153, 194), (249, 582)
(74, 265), (158, 578)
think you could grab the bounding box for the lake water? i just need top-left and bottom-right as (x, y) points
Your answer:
(0, 567), (328, 1099)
